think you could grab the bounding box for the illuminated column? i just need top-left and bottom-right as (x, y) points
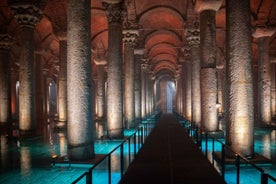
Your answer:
(195, 0), (222, 131)
(141, 61), (148, 119)
(226, 0), (254, 157)
(272, 63), (276, 118)
(186, 25), (201, 126)
(57, 40), (67, 126)
(134, 50), (143, 123)
(103, 1), (124, 138)
(67, 0), (94, 160)
(95, 64), (106, 121)
(253, 27), (276, 126)
(185, 60), (192, 120)
(123, 30), (138, 128)
(0, 34), (13, 124)
(9, 2), (42, 133)
(10, 67), (18, 121)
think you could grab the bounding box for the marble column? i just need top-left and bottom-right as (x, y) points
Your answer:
(0, 34), (13, 124)
(271, 63), (276, 118)
(226, 0), (254, 157)
(141, 61), (148, 119)
(57, 40), (67, 126)
(186, 26), (201, 126)
(10, 66), (18, 121)
(195, 0), (222, 132)
(185, 60), (192, 121)
(103, 1), (124, 139)
(67, 0), (94, 160)
(123, 30), (138, 129)
(134, 51), (143, 124)
(9, 2), (42, 134)
(253, 27), (276, 126)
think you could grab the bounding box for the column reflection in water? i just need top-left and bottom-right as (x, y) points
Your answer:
(0, 135), (8, 170)
(20, 147), (31, 177)
(57, 130), (68, 157)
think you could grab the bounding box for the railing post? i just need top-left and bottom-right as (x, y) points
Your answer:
(134, 133), (137, 157)
(261, 173), (268, 184)
(120, 144), (124, 179)
(128, 138), (131, 165)
(86, 170), (92, 184)
(221, 144), (225, 179)
(236, 154), (240, 184)
(141, 126), (144, 146)
(212, 137), (215, 165)
(205, 133), (208, 158)
(108, 155), (111, 184)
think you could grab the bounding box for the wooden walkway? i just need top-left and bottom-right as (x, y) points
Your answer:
(120, 114), (226, 184)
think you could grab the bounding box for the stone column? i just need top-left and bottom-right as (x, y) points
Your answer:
(134, 50), (143, 124)
(141, 61), (148, 119)
(67, 0), (94, 160)
(123, 30), (138, 129)
(195, 0), (222, 132)
(57, 39), (67, 126)
(9, 2), (42, 134)
(185, 60), (192, 121)
(95, 64), (106, 121)
(103, 1), (124, 139)
(225, 0), (254, 157)
(0, 34), (13, 124)
(186, 26), (201, 126)
(10, 66), (18, 121)
(253, 27), (276, 126)
(271, 63), (276, 118)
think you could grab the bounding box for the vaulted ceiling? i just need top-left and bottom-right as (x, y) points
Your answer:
(0, 0), (275, 81)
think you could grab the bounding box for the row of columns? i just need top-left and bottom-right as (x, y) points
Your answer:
(0, 0), (155, 160)
(175, 0), (276, 158)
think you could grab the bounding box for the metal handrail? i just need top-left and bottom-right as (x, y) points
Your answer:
(176, 115), (276, 184)
(70, 116), (157, 184)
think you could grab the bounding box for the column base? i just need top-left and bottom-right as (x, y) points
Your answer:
(68, 142), (95, 161)
(205, 130), (224, 139)
(107, 128), (124, 139)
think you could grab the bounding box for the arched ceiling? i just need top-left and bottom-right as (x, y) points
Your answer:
(0, 0), (275, 81)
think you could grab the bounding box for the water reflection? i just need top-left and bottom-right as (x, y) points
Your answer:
(20, 147), (31, 177)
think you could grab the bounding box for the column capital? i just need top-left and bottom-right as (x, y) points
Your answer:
(102, 1), (124, 24)
(252, 27), (276, 38)
(0, 34), (15, 50)
(9, 2), (42, 28)
(123, 29), (139, 46)
(186, 28), (200, 47)
(195, 0), (223, 13)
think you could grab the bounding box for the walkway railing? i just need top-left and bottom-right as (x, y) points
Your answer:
(70, 114), (159, 184)
(175, 113), (276, 184)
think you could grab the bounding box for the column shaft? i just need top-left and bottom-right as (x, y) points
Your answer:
(67, 0), (94, 160)
(272, 64), (276, 117)
(58, 40), (67, 123)
(141, 63), (147, 119)
(124, 45), (135, 128)
(226, 0), (254, 157)
(96, 65), (105, 120)
(0, 46), (10, 123)
(104, 2), (124, 138)
(185, 62), (192, 120)
(134, 55), (141, 123)
(200, 10), (218, 131)
(257, 36), (271, 125)
(18, 26), (35, 132)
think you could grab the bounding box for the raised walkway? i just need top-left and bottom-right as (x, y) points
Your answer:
(120, 113), (225, 184)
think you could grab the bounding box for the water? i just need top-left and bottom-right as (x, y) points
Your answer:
(0, 118), (275, 184)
